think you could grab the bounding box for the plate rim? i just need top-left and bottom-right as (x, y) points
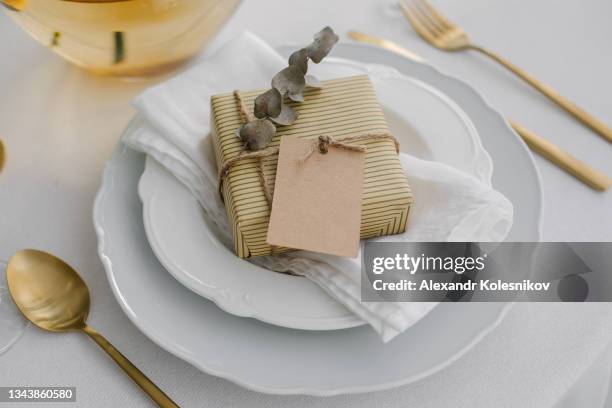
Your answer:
(93, 42), (543, 395)
(94, 148), (515, 396)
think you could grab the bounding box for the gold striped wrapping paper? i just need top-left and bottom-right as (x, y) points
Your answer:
(210, 75), (413, 258)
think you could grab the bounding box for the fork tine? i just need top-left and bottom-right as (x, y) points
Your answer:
(408, 0), (445, 36)
(415, 0), (455, 30)
(411, 0), (446, 33)
(399, 0), (439, 43)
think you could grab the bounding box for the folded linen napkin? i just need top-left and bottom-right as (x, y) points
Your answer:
(123, 32), (513, 342)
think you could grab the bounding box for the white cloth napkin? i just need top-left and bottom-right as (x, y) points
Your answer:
(123, 32), (513, 342)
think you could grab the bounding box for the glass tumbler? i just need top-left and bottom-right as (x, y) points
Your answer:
(2, 0), (242, 76)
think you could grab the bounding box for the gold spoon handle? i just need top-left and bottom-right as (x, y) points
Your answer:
(470, 45), (612, 143)
(82, 325), (179, 408)
(510, 121), (611, 191)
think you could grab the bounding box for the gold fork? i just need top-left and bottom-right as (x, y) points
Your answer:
(399, 0), (612, 144)
(348, 31), (611, 191)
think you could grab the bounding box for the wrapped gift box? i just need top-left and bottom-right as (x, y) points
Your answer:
(210, 75), (413, 258)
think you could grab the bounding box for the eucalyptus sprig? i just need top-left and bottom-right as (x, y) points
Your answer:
(238, 27), (339, 151)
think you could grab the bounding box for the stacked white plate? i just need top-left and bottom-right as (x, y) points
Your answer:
(93, 43), (542, 395)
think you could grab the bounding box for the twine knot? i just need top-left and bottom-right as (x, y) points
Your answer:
(300, 135), (369, 163)
(318, 135), (331, 154)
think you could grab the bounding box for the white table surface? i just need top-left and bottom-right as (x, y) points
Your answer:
(1, 0), (612, 407)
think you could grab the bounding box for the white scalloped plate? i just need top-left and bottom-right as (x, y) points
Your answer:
(94, 43), (542, 395)
(138, 57), (492, 331)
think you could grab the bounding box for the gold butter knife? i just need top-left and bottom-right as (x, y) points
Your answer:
(348, 31), (611, 191)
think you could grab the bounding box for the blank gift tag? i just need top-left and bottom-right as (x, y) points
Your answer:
(267, 136), (365, 257)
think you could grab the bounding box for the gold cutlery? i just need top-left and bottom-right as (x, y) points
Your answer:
(6, 249), (180, 408)
(347, 31), (611, 191)
(509, 121), (610, 190)
(398, 0), (612, 144)
(348, 30), (425, 62)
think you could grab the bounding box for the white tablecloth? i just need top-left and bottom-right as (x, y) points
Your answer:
(1, 1), (611, 407)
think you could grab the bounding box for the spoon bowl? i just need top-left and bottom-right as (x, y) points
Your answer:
(7, 249), (89, 332)
(6, 249), (178, 408)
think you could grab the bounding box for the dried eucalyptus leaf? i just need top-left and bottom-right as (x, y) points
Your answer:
(254, 88), (282, 119)
(304, 74), (322, 89)
(270, 103), (298, 126)
(307, 26), (339, 63)
(288, 48), (309, 75)
(239, 119), (276, 150)
(271, 66), (305, 99)
(288, 92), (304, 103)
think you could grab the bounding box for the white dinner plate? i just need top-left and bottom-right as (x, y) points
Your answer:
(94, 43), (542, 395)
(138, 58), (492, 331)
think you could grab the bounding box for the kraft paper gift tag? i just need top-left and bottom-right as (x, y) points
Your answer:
(267, 136), (365, 258)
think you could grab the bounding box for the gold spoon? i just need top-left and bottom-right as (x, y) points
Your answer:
(6, 249), (179, 408)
